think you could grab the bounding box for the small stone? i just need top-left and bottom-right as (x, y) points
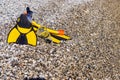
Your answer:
(11, 60), (19, 67)
(66, 48), (70, 52)
(74, 21), (78, 24)
(50, 48), (56, 54)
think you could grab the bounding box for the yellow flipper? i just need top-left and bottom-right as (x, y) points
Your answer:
(36, 28), (60, 43)
(37, 26), (71, 44)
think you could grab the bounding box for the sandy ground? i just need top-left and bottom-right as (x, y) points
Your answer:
(0, 0), (120, 80)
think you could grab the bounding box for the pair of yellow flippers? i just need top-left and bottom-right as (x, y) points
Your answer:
(36, 26), (71, 44)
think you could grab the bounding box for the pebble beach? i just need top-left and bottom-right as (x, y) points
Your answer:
(0, 0), (120, 80)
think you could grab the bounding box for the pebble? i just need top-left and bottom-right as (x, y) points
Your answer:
(49, 48), (56, 54)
